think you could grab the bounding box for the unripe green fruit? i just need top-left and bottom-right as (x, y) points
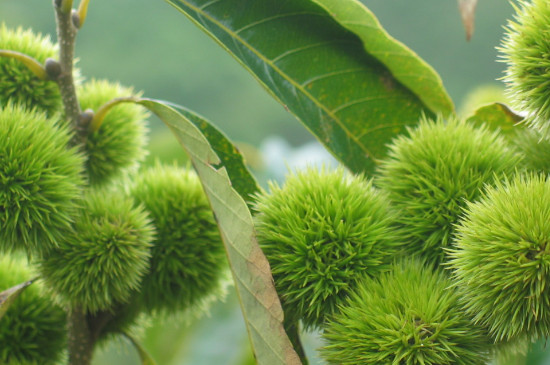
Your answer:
(0, 24), (62, 116)
(0, 104), (84, 256)
(500, 0), (550, 140)
(39, 188), (154, 313)
(78, 79), (149, 185)
(376, 116), (522, 266)
(0, 255), (66, 364)
(448, 174), (550, 342)
(254, 167), (402, 329)
(322, 259), (490, 365)
(130, 164), (226, 314)
(513, 128), (550, 173)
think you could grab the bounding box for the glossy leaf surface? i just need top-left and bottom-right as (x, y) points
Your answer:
(168, 0), (448, 173)
(310, 0), (453, 115)
(137, 99), (301, 365)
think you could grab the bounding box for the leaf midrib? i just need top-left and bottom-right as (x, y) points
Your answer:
(172, 0), (373, 158)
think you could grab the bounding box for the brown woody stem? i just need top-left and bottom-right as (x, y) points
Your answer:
(67, 307), (94, 365)
(53, 0), (88, 146)
(53, 1), (97, 363)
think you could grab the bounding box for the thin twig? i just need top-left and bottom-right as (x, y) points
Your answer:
(53, 0), (87, 146)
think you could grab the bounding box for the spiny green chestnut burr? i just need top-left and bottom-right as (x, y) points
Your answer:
(513, 127), (550, 173)
(448, 174), (550, 342)
(94, 300), (148, 344)
(0, 24), (62, 115)
(130, 164), (226, 314)
(78, 79), (149, 185)
(254, 167), (402, 329)
(376, 116), (522, 266)
(322, 259), (490, 365)
(0, 104), (84, 256)
(39, 188), (154, 313)
(0, 255), (66, 364)
(500, 0), (550, 141)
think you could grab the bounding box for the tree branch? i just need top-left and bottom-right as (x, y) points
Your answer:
(53, 0), (88, 146)
(67, 307), (94, 365)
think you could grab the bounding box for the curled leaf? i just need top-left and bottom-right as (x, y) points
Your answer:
(466, 102), (524, 136)
(136, 99), (301, 365)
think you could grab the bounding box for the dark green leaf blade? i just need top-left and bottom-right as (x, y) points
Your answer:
(163, 102), (260, 204)
(137, 99), (301, 365)
(466, 102), (524, 136)
(0, 279), (34, 321)
(310, 0), (454, 116)
(167, 0), (440, 173)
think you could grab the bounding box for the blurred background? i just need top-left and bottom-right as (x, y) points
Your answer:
(2, 0), (543, 364)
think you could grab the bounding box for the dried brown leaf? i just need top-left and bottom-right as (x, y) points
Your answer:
(458, 0), (479, 41)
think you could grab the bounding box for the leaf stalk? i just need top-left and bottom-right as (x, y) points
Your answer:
(75, 0), (91, 28)
(0, 50), (48, 80)
(89, 96), (138, 133)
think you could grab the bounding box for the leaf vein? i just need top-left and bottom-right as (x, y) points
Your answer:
(331, 95), (389, 115)
(271, 40), (351, 64)
(234, 12), (326, 35)
(248, 320), (288, 363)
(356, 122), (405, 139)
(301, 67), (364, 88)
(199, 0), (222, 11)
(176, 0), (373, 158)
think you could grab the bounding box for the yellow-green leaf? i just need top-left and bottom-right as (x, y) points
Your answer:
(466, 102), (523, 137)
(136, 98), (301, 365)
(310, 0), (453, 116)
(163, 102), (259, 205)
